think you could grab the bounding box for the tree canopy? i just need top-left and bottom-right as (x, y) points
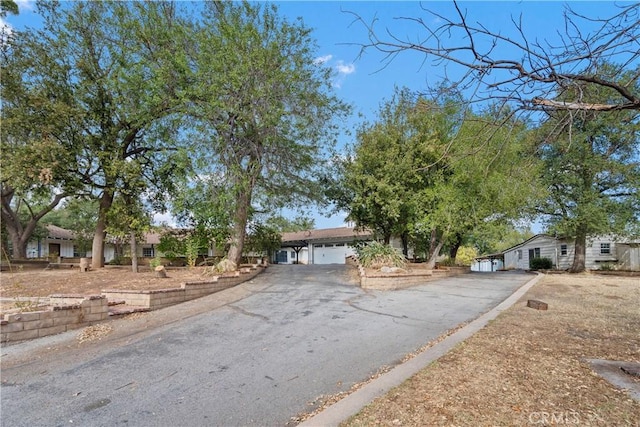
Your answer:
(535, 67), (640, 271)
(186, 1), (349, 267)
(334, 87), (540, 266)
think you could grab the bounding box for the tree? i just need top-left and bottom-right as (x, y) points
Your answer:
(0, 86), (79, 258)
(354, 2), (640, 112)
(244, 223), (282, 260)
(535, 69), (640, 272)
(264, 215), (315, 233)
(334, 88), (445, 254)
(414, 104), (540, 266)
(190, 1), (349, 267)
(335, 87), (539, 267)
(5, 1), (193, 268)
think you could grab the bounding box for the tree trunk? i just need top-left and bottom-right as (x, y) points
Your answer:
(130, 231), (138, 273)
(383, 230), (391, 245)
(429, 228), (438, 259)
(401, 231), (409, 257)
(426, 239), (445, 269)
(226, 187), (251, 267)
(569, 224), (588, 273)
(449, 232), (463, 261)
(1, 187), (66, 259)
(1, 225), (10, 261)
(91, 191), (114, 269)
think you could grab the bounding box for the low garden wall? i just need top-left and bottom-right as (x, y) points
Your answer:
(348, 256), (470, 290)
(1, 295), (109, 343)
(102, 265), (264, 310)
(1, 264), (265, 343)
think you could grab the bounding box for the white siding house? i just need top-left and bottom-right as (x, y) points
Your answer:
(277, 227), (373, 265)
(26, 225), (76, 259)
(502, 234), (638, 271)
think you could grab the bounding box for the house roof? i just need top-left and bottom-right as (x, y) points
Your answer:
(281, 227), (373, 246)
(46, 224), (75, 240)
(500, 234), (556, 254)
(144, 231), (162, 245)
(44, 224), (163, 245)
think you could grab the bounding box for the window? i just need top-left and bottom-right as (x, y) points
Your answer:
(335, 243), (344, 247)
(73, 245), (82, 258)
(600, 243), (611, 255)
(560, 244), (567, 256)
(528, 248), (540, 259)
(143, 247), (154, 257)
(517, 250), (522, 260)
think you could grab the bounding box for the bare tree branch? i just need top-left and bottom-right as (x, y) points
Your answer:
(350, 2), (640, 112)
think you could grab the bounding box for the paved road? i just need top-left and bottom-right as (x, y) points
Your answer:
(0, 265), (532, 426)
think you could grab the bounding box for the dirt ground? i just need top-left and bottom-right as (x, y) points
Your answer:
(0, 266), (217, 310)
(343, 273), (640, 427)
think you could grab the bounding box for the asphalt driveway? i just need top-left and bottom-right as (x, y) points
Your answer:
(0, 265), (532, 426)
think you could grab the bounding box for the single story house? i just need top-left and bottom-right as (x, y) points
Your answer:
(471, 253), (504, 272)
(500, 234), (639, 271)
(26, 225), (164, 263)
(275, 227), (374, 265)
(26, 225), (76, 259)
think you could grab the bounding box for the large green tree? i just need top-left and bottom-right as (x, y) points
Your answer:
(3, 1), (192, 267)
(0, 36), (81, 258)
(334, 88), (447, 254)
(189, 1), (349, 267)
(336, 88), (539, 267)
(536, 68), (640, 272)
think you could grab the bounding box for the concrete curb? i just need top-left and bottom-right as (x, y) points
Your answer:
(299, 272), (544, 427)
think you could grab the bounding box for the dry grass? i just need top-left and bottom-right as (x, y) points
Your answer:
(0, 266), (214, 299)
(344, 273), (640, 427)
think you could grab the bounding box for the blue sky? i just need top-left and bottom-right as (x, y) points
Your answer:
(2, 1), (627, 230)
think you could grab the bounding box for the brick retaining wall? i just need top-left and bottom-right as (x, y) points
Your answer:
(348, 256), (470, 290)
(102, 265), (264, 310)
(1, 265), (265, 343)
(1, 295), (109, 343)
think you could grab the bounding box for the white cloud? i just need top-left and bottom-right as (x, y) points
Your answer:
(153, 212), (178, 227)
(335, 60), (356, 76)
(15, 0), (35, 11)
(332, 60), (356, 89)
(312, 55), (356, 89)
(314, 54), (333, 65)
(0, 18), (12, 45)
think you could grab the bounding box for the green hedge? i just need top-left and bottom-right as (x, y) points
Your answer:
(530, 257), (553, 270)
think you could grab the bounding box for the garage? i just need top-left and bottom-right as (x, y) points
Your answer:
(277, 227), (373, 265)
(312, 243), (354, 264)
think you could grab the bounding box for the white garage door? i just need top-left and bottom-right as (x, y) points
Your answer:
(313, 244), (353, 264)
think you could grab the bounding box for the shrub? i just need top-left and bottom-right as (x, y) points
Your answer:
(530, 257), (553, 270)
(599, 263), (615, 271)
(355, 241), (406, 269)
(438, 257), (457, 267)
(149, 255), (163, 269)
(455, 246), (478, 266)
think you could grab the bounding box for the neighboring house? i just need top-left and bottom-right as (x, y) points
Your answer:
(500, 234), (639, 271)
(26, 225), (76, 259)
(26, 226), (164, 263)
(276, 227), (374, 265)
(471, 253), (504, 272)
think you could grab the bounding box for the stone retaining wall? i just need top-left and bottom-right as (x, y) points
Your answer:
(348, 256), (470, 290)
(1, 295), (109, 343)
(360, 272), (434, 290)
(1, 265), (265, 343)
(102, 265), (264, 310)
